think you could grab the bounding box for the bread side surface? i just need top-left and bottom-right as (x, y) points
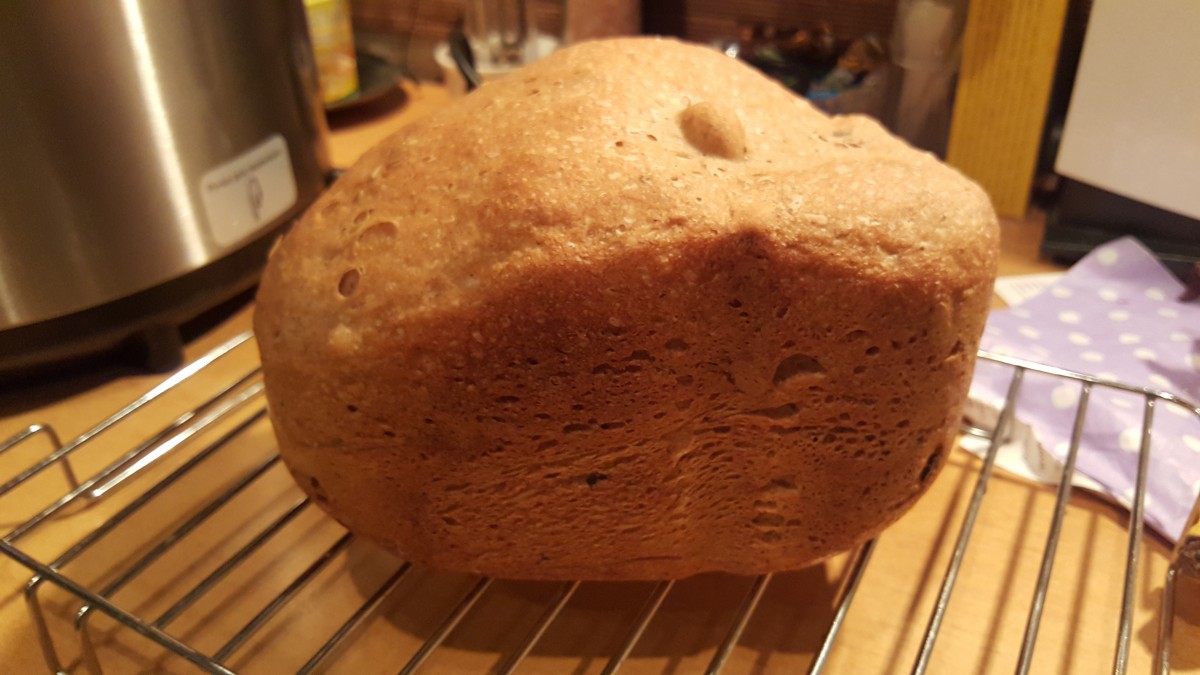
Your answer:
(255, 37), (999, 580)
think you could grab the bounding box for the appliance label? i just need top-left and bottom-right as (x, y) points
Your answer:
(200, 134), (297, 247)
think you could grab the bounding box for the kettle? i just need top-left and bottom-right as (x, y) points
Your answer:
(0, 0), (331, 374)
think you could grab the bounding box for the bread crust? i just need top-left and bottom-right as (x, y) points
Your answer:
(255, 37), (998, 580)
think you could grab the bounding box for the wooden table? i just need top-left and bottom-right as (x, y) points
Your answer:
(1, 81), (1195, 675)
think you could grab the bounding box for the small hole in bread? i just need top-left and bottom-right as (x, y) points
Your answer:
(865, 346), (880, 356)
(753, 513), (785, 526)
(665, 338), (689, 352)
(359, 221), (397, 245)
(319, 200), (342, 220)
(920, 444), (945, 483)
(346, 404), (358, 413)
(646, 134), (658, 142)
(338, 269), (360, 297)
(773, 353), (824, 384)
(746, 403), (800, 419)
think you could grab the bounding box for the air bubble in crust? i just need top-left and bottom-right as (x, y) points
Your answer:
(665, 338), (689, 352)
(338, 269), (360, 296)
(773, 354), (824, 384)
(359, 220), (398, 245)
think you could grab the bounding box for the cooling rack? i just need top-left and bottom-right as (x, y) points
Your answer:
(1, 330), (1197, 674)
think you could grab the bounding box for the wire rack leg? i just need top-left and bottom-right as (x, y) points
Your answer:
(67, 453), (284, 670)
(0, 423), (76, 494)
(25, 575), (65, 674)
(1015, 382), (1092, 674)
(808, 538), (878, 675)
(4, 539), (234, 674)
(0, 332), (252, 498)
(600, 579), (675, 675)
(1154, 564), (1178, 675)
(911, 367), (1025, 674)
(79, 610), (105, 675)
(1113, 396), (1155, 675)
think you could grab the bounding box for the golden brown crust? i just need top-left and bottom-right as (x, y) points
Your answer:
(255, 37), (998, 580)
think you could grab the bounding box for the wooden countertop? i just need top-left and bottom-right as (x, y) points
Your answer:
(0, 82), (1194, 674)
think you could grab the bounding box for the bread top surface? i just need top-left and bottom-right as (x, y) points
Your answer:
(258, 37), (997, 359)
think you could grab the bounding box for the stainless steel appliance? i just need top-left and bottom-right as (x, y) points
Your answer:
(0, 0), (331, 374)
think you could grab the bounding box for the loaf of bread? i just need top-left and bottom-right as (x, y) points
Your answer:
(255, 38), (998, 580)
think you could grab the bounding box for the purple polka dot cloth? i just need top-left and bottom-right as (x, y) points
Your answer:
(969, 237), (1200, 541)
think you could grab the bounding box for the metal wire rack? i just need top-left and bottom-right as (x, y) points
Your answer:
(1, 330), (1197, 674)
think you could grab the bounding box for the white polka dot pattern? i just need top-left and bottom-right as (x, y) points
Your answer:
(972, 237), (1200, 542)
(1165, 403), (1191, 417)
(1119, 427), (1142, 453)
(1148, 374), (1172, 390)
(1110, 396), (1133, 410)
(1051, 383), (1077, 409)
